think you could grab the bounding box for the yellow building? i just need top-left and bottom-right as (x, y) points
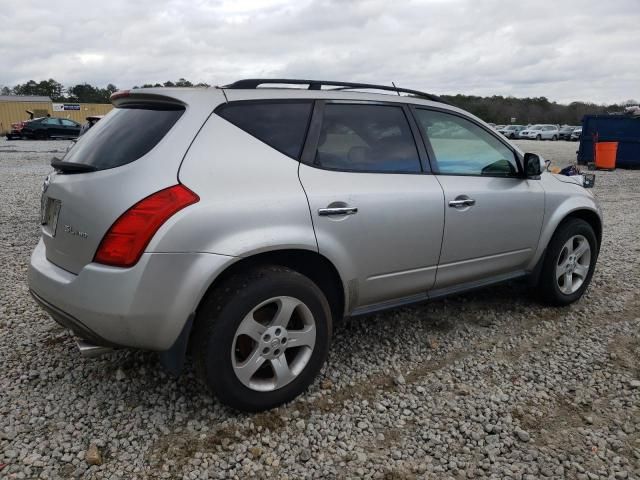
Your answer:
(0, 95), (113, 134)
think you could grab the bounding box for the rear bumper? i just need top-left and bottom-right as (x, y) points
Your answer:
(30, 289), (115, 346)
(28, 238), (235, 350)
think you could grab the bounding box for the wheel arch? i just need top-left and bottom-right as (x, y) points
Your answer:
(529, 206), (602, 284)
(194, 249), (346, 335)
(562, 208), (602, 247)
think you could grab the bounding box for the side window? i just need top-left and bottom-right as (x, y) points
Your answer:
(314, 104), (421, 173)
(44, 118), (61, 125)
(217, 101), (312, 159)
(60, 119), (76, 126)
(414, 109), (518, 177)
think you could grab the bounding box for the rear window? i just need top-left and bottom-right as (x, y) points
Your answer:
(314, 104), (421, 173)
(216, 101), (312, 159)
(62, 105), (184, 170)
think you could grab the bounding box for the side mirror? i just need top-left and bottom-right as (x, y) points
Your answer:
(523, 153), (542, 178)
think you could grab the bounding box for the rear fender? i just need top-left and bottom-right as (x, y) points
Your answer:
(157, 114), (319, 257)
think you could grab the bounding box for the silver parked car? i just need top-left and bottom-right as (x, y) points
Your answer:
(498, 124), (525, 139)
(571, 126), (583, 141)
(519, 124), (560, 140)
(29, 79), (602, 411)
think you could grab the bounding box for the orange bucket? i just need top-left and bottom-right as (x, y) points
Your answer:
(595, 142), (617, 170)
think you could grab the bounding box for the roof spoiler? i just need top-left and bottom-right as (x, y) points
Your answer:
(109, 90), (186, 109)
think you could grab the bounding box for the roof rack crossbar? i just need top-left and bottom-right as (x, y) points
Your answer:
(223, 79), (447, 104)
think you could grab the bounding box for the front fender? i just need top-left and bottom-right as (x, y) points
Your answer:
(528, 177), (602, 270)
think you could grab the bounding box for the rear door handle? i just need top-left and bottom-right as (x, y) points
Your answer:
(318, 207), (358, 216)
(448, 198), (476, 208)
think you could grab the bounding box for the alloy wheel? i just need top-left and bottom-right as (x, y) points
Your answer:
(231, 296), (316, 392)
(556, 235), (591, 294)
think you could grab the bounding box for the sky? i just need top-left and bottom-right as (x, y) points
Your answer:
(0, 0), (638, 104)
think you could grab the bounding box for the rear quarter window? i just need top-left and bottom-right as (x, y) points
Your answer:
(62, 105), (184, 171)
(216, 101), (312, 159)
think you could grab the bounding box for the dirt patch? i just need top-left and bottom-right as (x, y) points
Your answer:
(147, 423), (239, 473)
(382, 469), (417, 480)
(252, 411), (287, 431)
(608, 334), (640, 377)
(513, 396), (588, 443)
(496, 331), (558, 362)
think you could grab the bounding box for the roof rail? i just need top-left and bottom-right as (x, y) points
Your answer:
(223, 79), (448, 104)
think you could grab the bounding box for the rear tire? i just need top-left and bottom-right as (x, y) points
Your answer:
(538, 218), (598, 306)
(193, 265), (332, 412)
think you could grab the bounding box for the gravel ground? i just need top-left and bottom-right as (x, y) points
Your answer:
(1, 138), (638, 480)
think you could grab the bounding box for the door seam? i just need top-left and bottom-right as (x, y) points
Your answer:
(431, 174), (447, 289)
(297, 162), (320, 253)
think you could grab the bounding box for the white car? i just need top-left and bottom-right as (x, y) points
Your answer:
(519, 124), (559, 141)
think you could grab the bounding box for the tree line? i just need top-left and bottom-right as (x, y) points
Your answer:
(439, 94), (636, 126)
(1, 79), (118, 104)
(0, 78), (209, 104)
(0, 78), (635, 125)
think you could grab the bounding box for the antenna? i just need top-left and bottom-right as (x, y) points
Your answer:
(391, 82), (401, 96)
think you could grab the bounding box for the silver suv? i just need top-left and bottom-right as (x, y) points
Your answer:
(29, 79), (602, 411)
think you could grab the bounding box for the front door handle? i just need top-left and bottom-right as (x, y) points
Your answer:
(448, 198), (476, 208)
(318, 206), (358, 216)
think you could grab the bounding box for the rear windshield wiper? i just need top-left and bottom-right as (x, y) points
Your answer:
(51, 157), (97, 173)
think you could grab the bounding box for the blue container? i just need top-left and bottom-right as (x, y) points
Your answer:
(577, 115), (640, 168)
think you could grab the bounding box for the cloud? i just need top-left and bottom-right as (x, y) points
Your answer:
(0, 0), (638, 103)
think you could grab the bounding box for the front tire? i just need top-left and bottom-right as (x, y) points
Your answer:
(193, 265), (332, 412)
(552, 135), (558, 141)
(538, 218), (598, 306)
(536, 134), (542, 141)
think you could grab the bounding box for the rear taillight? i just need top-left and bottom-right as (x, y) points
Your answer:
(94, 184), (199, 268)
